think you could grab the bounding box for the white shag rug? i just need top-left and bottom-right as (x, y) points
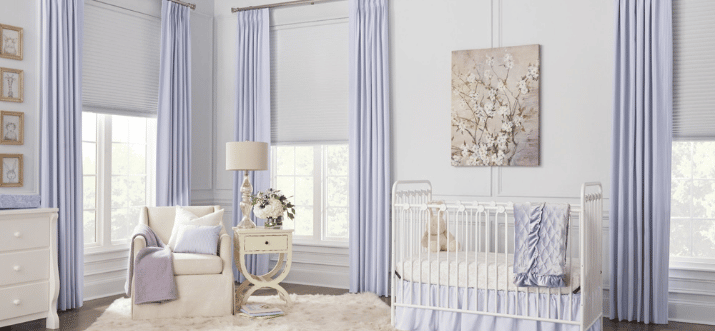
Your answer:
(85, 293), (395, 331)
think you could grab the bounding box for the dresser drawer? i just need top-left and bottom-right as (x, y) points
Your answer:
(0, 282), (49, 321)
(243, 235), (288, 253)
(0, 250), (49, 286)
(0, 217), (50, 253)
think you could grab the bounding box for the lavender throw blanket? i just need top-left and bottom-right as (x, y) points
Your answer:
(125, 223), (177, 304)
(0, 194), (41, 209)
(513, 203), (571, 288)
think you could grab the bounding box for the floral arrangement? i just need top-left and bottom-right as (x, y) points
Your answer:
(250, 188), (295, 223)
(451, 46), (540, 166)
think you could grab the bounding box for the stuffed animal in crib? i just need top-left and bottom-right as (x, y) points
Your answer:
(420, 201), (460, 252)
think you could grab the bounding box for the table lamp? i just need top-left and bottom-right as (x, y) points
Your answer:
(226, 141), (268, 229)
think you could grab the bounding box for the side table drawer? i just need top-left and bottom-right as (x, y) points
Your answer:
(243, 235), (288, 253)
(0, 282), (49, 321)
(0, 250), (49, 287)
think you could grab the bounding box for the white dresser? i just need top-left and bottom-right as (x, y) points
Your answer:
(0, 208), (60, 329)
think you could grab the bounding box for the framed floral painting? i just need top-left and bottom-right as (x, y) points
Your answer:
(451, 44), (540, 166)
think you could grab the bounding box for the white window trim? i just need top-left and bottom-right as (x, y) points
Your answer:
(271, 142), (349, 247)
(84, 114), (156, 255)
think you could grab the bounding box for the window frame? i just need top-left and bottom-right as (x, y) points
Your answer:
(84, 113), (157, 254)
(270, 142), (349, 247)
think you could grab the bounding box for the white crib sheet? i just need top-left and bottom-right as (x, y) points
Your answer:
(395, 252), (581, 294)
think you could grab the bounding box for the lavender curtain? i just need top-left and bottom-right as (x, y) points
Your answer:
(233, 9), (271, 282)
(157, 0), (192, 207)
(610, 0), (673, 324)
(348, 0), (391, 296)
(40, 0), (84, 311)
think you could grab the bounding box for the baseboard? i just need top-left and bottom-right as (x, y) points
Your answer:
(83, 275), (126, 302)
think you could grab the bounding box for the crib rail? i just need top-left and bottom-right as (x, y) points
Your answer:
(390, 180), (603, 331)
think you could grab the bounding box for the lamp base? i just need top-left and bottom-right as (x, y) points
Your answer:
(238, 171), (256, 229)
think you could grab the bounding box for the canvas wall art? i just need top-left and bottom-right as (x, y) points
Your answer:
(0, 24), (23, 60)
(451, 44), (540, 166)
(0, 153), (23, 187)
(0, 67), (23, 103)
(1, 110), (23, 145)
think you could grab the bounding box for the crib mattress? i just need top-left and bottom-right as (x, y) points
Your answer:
(395, 252), (580, 294)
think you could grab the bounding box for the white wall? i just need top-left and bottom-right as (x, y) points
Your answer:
(82, 0), (216, 301)
(0, 0), (40, 195)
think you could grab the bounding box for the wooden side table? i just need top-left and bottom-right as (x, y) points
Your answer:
(233, 227), (293, 308)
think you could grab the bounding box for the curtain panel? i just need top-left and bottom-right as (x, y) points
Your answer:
(348, 0), (391, 296)
(610, 0), (673, 324)
(233, 8), (271, 282)
(157, 0), (192, 207)
(40, 0), (85, 311)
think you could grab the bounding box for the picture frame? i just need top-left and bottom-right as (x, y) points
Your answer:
(0, 67), (23, 103)
(1, 110), (23, 145)
(0, 153), (23, 187)
(0, 24), (23, 60)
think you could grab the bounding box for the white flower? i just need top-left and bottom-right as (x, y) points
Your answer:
(478, 144), (490, 163)
(495, 150), (506, 165)
(497, 80), (506, 91)
(496, 133), (509, 146)
(518, 79), (529, 94)
(466, 73), (477, 83)
(456, 119), (470, 134)
(253, 197), (284, 219)
(498, 105), (509, 116)
(466, 154), (479, 166)
(513, 115), (524, 127)
(484, 133), (495, 146)
(486, 55), (494, 66)
(527, 64), (539, 80)
(488, 88), (497, 101)
(504, 53), (514, 69)
(460, 142), (471, 158)
(484, 101), (495, 116)
(502, 121), (514, 133)
(469, 90), (479, 101)
(484, 70), (492, 81)
(475, 105), (487, 119)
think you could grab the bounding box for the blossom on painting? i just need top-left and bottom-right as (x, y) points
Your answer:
(504, 53), (514, 69)
(484, 132), (495, 146)
(467, 72), (477, 83)
(496, 133), (509, 147)
(484, 70), (492, 81)
(488, 88), (497, 101)
(486, 55), (494, 66)
(518, 79), (529, 94)
(498, 105), (509, 116)
(497, 80), (506, 92)
(527, 64), (539, 80)
(514, 115), (524, 127)
(502, 121), (513, 133)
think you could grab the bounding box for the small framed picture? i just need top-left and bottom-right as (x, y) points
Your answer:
(0, 24), (23, 60)
(0, 67), (23, 103)
(0, 154), (23, 187)
(1, 111), (23, 145)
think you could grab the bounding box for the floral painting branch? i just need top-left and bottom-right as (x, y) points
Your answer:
(451, 45), (540, 166)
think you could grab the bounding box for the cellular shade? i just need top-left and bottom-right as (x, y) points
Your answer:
(82, 2), (160, 117)
(270, 19), (349, 143)
(672, 0), (715, 140)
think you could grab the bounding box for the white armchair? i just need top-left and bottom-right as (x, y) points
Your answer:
(130, 206), (234, 320)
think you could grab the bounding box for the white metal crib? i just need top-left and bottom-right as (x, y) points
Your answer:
(390, 180), (603, 331)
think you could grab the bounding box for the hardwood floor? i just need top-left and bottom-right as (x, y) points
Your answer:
(2, 283), (712, 331)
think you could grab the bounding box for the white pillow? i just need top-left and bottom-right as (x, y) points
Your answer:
(168, 206), (224, 250)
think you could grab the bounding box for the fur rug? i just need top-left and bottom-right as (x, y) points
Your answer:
(85, 293), (395, 331)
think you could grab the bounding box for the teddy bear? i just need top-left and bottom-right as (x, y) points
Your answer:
(420, 201), (460, 252)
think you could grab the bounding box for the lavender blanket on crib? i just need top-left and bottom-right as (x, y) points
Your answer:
(513, 203), (570, 288)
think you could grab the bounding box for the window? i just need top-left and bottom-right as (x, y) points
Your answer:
(271, 144), (349, 243)
(83, 113), (157, 249)
(671, 141), (715, 261)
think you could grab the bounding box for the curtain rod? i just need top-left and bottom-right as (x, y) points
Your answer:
(168, 0), (196, 10)
(231, 0), (339, 13)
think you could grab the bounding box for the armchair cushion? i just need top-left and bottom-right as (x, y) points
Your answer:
(167, 206), (224, 250)
(173, 253), (223, 275)
(173, 224), (222, 255)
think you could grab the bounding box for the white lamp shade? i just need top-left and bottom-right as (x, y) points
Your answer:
(226, 141), (269, 171)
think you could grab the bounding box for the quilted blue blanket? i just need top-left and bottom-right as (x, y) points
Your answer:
(513, 203), (571, 288)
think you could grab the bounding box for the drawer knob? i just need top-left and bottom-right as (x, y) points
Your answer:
(265, 241), (269, 245)
(14, 232), (21, 238)
(13, 299), (20, 306)
(13, 265), (20, 272)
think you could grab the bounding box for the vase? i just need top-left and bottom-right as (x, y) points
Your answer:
(265, 216), (283, 229)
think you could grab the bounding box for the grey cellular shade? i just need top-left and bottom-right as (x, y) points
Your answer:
(673, 0), (715, 140)
(83, 2), (160, 117)
(270, 20), (349, 143)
